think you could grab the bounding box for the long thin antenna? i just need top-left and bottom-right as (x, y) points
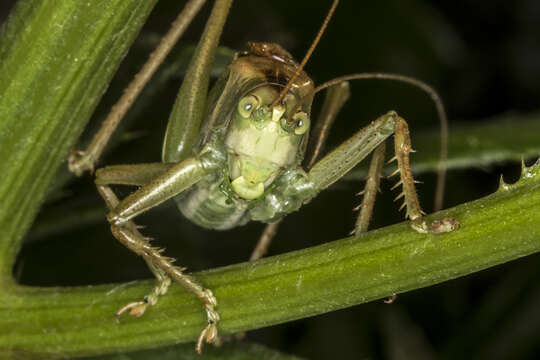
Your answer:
(314, 73), (448, 211)
(270, 0), (339, 108)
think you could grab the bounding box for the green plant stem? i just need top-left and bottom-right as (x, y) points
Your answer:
(0, 0), (158, 284)
(1, 164), (539, 358)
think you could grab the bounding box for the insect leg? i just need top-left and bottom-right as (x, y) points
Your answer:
(162, 0), (232, 163)
(106, 157), (208, 225)
(95, 163), (174, 186)
(250, 221), (281, 261)
(308, 111), (458, 234)
(97, 183), (220, 354)
(304, 81), (351, 169)
(390, 116), (458, 233)
(313, 73), (449, 211)
(68, 0), (208, 176)
(96, 185), (172, 320)
(391, 116), (424, 228)
(115, 262), (171, 319)
(352, 143), (398, 304)
(96, 156), (222, 353)
(309, 112), (395, 191)
(353, 143), (386, 235)
(111, 222), (220, 354)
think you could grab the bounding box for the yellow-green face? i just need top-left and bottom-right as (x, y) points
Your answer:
(224, 85), (310, 200)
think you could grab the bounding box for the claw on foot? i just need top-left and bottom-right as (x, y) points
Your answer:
(115, 299), (149, 323)
(196, 321), (219, 355)
(68, 150), (95, 176)
(411, 216), (460, 234)
(194, 302), (221, 354)
(430, 217), (460, 233)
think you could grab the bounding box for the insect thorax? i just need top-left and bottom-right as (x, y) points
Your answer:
(174, 167), (316, 230)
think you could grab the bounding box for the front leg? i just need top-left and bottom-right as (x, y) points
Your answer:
(308, 111), (458, 234)
(95, 155), (222, 353)
(97, 183), (172, 320)
(107, 157), (207, 225)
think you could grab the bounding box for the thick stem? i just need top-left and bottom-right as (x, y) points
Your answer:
(0, 0), (158, 284)
(1, 167), (539, 358)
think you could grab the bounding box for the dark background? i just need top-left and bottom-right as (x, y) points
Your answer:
(3, 1), (540, 359)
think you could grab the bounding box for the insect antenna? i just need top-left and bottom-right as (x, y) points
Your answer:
(269, 0), (339, 108)
(313, 73), (449, 211)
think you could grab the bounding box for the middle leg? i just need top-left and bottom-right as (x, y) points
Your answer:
(353, 142), (386, 235)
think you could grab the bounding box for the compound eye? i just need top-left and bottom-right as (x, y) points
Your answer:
(293, 112), (310, 135)
(238, 95), (260, 118)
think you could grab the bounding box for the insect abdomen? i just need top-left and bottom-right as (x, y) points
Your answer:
(174, 179), (248, 230)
